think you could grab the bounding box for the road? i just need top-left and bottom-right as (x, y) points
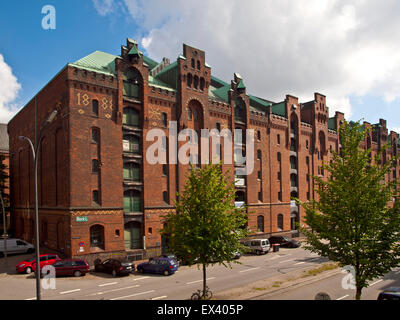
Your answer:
(0, 246), (329, 300)
(263, 266), (400, 300)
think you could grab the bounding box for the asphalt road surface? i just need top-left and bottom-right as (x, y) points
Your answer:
(264, 266), (400, 300)
(0, 246), (329, 300)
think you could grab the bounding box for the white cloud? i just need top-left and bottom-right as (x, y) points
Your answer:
(0, 54), (21, 123)
(92, 0), (115, 16)
(96, 0), (400, 119)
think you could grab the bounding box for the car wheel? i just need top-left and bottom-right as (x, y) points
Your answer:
(25, 267), (32, 274)
(74, 270), (82, 277)
(139, 268), (144, 274)
(112, 270), (117, 277)
(163, 270), (169, 276)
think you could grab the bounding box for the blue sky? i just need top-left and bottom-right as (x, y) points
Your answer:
(1, 0), (399, 132)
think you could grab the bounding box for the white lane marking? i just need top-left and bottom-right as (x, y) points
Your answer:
(60, 289), (81, 295)
(151, 295), (168, 300)
(99, 282), (118, 287)
(336, 295), (349, 300)
(186, 277), (215, 285)
(370, 279), (383, 286)
(279, 259), (294, 264)
(294, 262), (305, 265)
(132, 276), (150, 281)
(110, 290), (155, 300)
(25, 297), (36, 300)
(88, 285), (140, 296)
(239, 267), (260, 273)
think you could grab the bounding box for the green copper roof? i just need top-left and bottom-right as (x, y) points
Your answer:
(128, 45), (140, 56)
(143, 55), (159, 70)
(69, 51), (117, 76)
(148, 75), (176, 92)
(154, 61), (178, 89)
(212, 84), (230, 103)
(271, 101), (286, 117)
(237, 80), (246, 89)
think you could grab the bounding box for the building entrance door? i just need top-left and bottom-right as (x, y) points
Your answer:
(124, 221), (141, 250)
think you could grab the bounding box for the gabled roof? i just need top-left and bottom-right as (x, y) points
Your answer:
(271, 101), (286, 117)
(153, 61), (178, 89)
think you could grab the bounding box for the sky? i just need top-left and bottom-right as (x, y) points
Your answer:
(0, 0), (400, 133)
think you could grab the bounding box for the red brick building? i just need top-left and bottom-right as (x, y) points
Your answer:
(0, 123), (10, 233)
(8, 39), (400, 262)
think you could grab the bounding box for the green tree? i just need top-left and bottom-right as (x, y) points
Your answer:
(161, 164), (248, 299)
(297, 120), (400, 300)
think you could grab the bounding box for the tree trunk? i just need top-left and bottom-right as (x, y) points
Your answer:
(355, 286), (362, 300)
(203, 263), (206, 299)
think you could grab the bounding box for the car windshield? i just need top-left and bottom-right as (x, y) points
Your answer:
(25, 258), (35, 262)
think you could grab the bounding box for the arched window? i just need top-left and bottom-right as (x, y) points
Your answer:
(123, 108), (139, 127)
(90, 224), (105, 250)
(163, 191), (168, 203)
(193, 109), (198, 121)
(197, 60), (201, 70)
(188, 107), (192, 120)
(187, 73), (192, 88)
(123, 134), (140, 154)
(123, 162), (140, 181)
(257, 215), (264, 233)
(257, 149), (262, 160)
(290, 138), (297, 152)
(193, 76), (199, 89)
(124, 190), (141, 212)
(277, 214), (284, 231)
(91, 127), (100, 144)
(200, 77), (205, 91)
(191, 58), (195, 68)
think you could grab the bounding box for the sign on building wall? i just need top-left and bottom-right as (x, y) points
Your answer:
(76, 216), (88, 222)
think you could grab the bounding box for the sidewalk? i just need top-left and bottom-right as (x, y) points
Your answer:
(214, 261), (341, 300)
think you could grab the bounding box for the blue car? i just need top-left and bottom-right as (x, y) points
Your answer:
(137, 257), (179, 276)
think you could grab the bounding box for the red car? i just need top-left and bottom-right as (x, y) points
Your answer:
(43, 259), (90, 277)
(16, 254), (60, 274)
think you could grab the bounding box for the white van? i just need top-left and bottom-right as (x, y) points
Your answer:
(0, 238), (35, 256)
(242, 238), (270, 255)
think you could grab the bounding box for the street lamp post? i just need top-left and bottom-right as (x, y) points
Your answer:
(0, 190), (7, 265)
(19, 110), (57, 301)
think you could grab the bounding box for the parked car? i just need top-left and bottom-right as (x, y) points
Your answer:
(0, 238), (35, 257)
(377, 287), (400, 300)
(16, 254), (60, 274)
(137, 257), (179, 276)
(152, 254), (180, 266)
(94, 258), (135, 277)
(269, 236), (301, 248)
(242, 239), (270, 255)
(233, 251), (242, 259)
(40, 259), (90, 277)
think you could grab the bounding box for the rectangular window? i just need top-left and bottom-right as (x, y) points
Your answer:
(92, 190), (100, 206)
(277, 172), (281, 181)
(92, 128), (100, 144)
(277, 134), (280, 145)
(258, 192), (262, 201)
(92, 159), (99, 173)
(162, 164), (168, 176)
(278, 191), (282, 201)
(92, 100), (99, 116)
(258, 171), (261, 180)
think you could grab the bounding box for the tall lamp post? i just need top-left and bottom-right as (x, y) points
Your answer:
(19, 110), (57, 301)
(0, 190), (7, 265)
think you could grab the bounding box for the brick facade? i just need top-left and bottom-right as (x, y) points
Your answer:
(7, 39), (400, 262)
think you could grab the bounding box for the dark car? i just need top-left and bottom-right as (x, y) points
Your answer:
(40, 259), (90, 277)
(377, 287), (400, 300)
(137, 257), (179, 276)
(268, 236), (301, 248)
(94, 259), (135, 277)
(152, 254), (180, 266)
